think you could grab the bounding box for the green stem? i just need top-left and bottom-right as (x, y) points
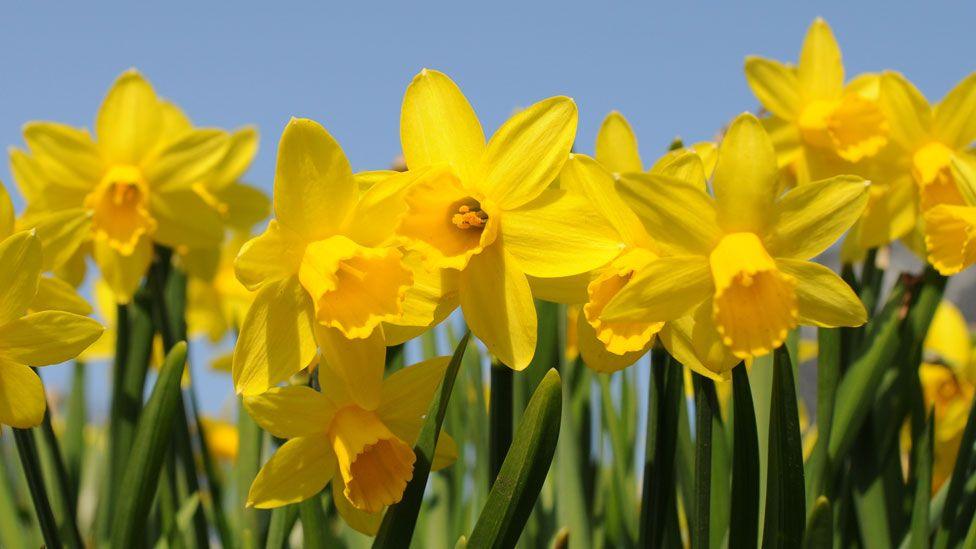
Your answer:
(35, 395), (84, 548)
(13, 427), (62, 549)
(692, 373), (716, 549)
(489, 361), (513, 486)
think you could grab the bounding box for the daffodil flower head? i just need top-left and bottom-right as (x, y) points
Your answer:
(233, 119), (416, 396)
(394, 69), (623, 369)
(244, 354), (457, 536)
(11, 69), (234, 302)
(602, 113), (869, 376)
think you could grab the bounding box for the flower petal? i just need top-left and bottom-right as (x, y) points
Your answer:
(332, 475), (383, 536)
(400, 69), (485, 182)
(648, 149), (707, 189)
(215, 182), (271, 232)
(210, 126), (259, 189)
(22, 122), (102, 190)
(595, 111), (642, 174)
(600, 256), (712, 323)
(526, 273), (590, 305)
(480, 96), (577, 209)
(576, 311), (650, 374)
(31, 276), (92, 315)
(744, 57), (801, 119)
(559, 154), (651, 247)
(243, 386), (336, 439)
(798, 18), (844, 101)
(235, 220), (306, 291)
(233, 276), (318, 396)
(923, 204), (976, 276)
(765, 175), (869, 259)
(151, 189), (224, 250)
(0, 183), (13, 240)
(247, 436), (335, 509)
(274, 118), (356, 239)
(879, 71), (931, 151)
(377, 356), (450, 443)
(777, 258), (866, 327)
(96, 69), (163, 165)
(315, 326), (386, 411)
(658, 304), (739, 381)
(93, 236), (153, 304)
(0, 231), (42, 325)
(0, 311), (103, 366)
(615, 173), (720, 255)
(144, 129), (230, 192)
(501, 187), (623, 278)
(432, 432), (459, 471)
(711, 113), (779, 234)
(934, 72), (976, 150)
(0, 359), (46, 428)
(383, 256), (461, 345)
(459, 244), (536, 370)
(21, 208), (93, 272)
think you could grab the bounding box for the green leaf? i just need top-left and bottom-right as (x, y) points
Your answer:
(373, 331), (471, 547)
(762, 346), (805, 548)
(639, 349), (682, 548)
(299, 496), (332, 549)
(34, 395), (83, 547)
(62, 361), (86, 506)
(805, 328), (839, 509)
(489, 361), (514, 486)
(468, 369), (563, 548)
(803, 496), (833, 549)
(907, 412), (934, 549)
(12, 426), (62, 549)
(729, 363), (759, 549)
(0, 455), (26, 549)
(691, 373), (717, 549)
(265, 505), (299, 549)
(238, 399), (267, 548)
(110, 341), (189, 548)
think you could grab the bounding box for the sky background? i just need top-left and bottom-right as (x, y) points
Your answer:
(2, 2), (975, 417)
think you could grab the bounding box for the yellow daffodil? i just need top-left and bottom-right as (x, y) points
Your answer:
(916, 301), (974, 492)
(0, 228), (103, 428)
(10, 69), (232, 302)
(201, 417), (239, 463)
(187, 233), (258, 343)
(595, 111), (717, 178)
(244, 353), (457, 536)
(874, 70), (976, 274)
(234, 118), (428, 396)
(601, 113), (868, 374)
(393, 69), (622, 369)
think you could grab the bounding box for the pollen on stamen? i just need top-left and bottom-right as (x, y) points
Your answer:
(451, 202), (488, 230)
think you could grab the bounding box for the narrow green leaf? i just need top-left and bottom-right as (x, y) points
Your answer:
(13, 426), (63, 549)
(908, 411), (934, 549)
(0, 455), (26, 549)
(265, 505), (299, 549)
(373, 332), (471, 547)
(468, 369), (562, 548)
(34, 396), (83, 547)
(489, 361), (514, 486)
(803, 496), (832, 549)
(762, 347), (805, 548)
(62, 361), (86, 504)
(805, 328), (840, 508)
(730, 363), (759, 549)
(237, 400), (267, 548)
(598, 374), (637, 544)
(692, 373), (716, 549)
(556, 359), (593, 545)
(299, 497), (330, 549)
(110, 341), (189, 548)
(640, 349), (682, 548)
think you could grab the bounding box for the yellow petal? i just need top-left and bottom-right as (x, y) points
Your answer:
(377, 356), (451, 442)
(559, 154), (651, 247)
(712, 113), (779, 234)
(346, 169), (426, 247)
(93, 236), (153, 304)
(526, 272), (590, 305)
(615, 173), (720, 255)
(298, 236), (411, 339)
(332, 475), (384, 536)
(659, 305), (739, 381)
(648, 149), (707, 190)
(764, 175), (869, 259)
(0, 183), (13, 240)
(432, 432), (459, 471)
(924, 302), (972, 372)
(0, 311), (103, 366)
(798, 18), (844, 101)
(274, 118), (356, 239)
(355, 170), (399, 191)
(233, 276), (317, 396)
(210, 126), (259, 189)
(595, 111), (642, 173)
(0, 231), (42, 325)
(96, 69), (163, 165)
(879, 72), (932, 151)
(215, 182), (271, 232)
(243, 386), (336, 438)
(744, 57), (801, 119)
(577, 305), (652, 374)
(20, 209), (91, 271)
(601, 256), (712, 323)
(710, 233), (797, 358)
(853, 175), (918, 249)
(316, 326), (385, 411)
(0, 358), (46, 428)
(400, 69), (485, 182)
(923, 204), (976, 276)
(383, 255), (461, 345)
(144, 129), (230, 192)
(480, 96), (577, 209)
(247, 436), (335, 509)
(151, 189), (224, 250)
(22, 122), (102, 190)
(934, 72), (976, 150)
(459, 244), (536, 370)
(501, 188), (623, 278)
(777, 258), (866, 327)
(235, 220), (306, 291)
(31, 276), (92, 315)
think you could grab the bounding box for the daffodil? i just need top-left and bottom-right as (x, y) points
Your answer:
(873, 71), (976, 274)
(10, 69), (232, 302)
(234, 118), (431, 396)
(601, 113), (868, 372)
(745, 19), (913, 253)
(201, 417), (239, 463)
(0, 228), (103, 428)
(187, 233), (259, 343)
(594, 110), (717, 178)
(394, 69), (622, 369)
(244, 353), (457, 536)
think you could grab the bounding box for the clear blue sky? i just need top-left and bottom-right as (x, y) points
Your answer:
(3, 2), (974, 415)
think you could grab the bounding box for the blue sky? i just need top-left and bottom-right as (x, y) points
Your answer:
(2, 2), (974, 415)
